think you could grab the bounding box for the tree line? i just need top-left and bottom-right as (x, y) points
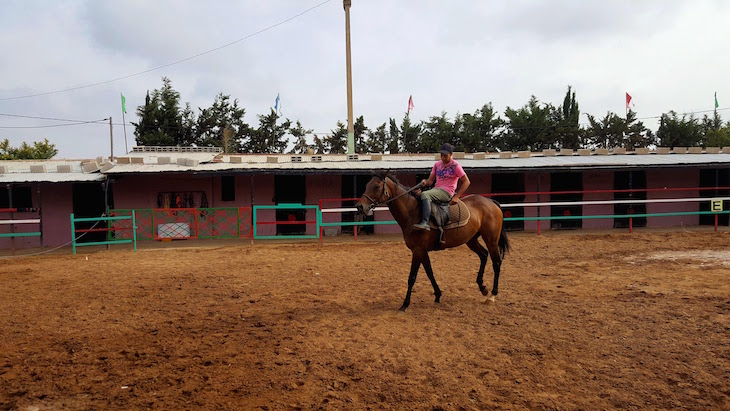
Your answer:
(0, 139), (58, 160)
(136, 78), (730, 154)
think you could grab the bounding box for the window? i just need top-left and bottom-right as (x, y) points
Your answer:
(0, 186), (33, 209)
(221, 176), (235, 202)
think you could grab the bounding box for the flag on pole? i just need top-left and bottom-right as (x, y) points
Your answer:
(121, 93), (127, 113)
(407, 95), (414, 113)
(625, 92), (632, 109)
(274, 93), (280, 114)
(715, 91), (719, 109)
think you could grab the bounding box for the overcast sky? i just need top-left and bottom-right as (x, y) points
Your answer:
(1, 0), (728, 159)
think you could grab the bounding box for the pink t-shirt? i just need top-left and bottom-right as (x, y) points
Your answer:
(431, 159), (465, 195)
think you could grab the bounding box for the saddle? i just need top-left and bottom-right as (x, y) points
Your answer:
(427, 198), (471, 246)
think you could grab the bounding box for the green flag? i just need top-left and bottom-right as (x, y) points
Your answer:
(121, 93), (127, 113)
(715, 92), (719, 109)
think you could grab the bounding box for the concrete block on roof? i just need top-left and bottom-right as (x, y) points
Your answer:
(635, 148), (650, 155)
(434, 154), (441, 160)
(117, 157), (131, 164)
(131, 157), (144, 164)
(96, 157), (103, 163)
(157, 156), (171, 164)
(542, 149), (557, 156)
(687, 147), (702, 154)
(230, 156), (243, 163)
(472, 152), (486, 160)
(595, 148), (610, 155)
(30, 165), (46, 173)
(705, 147), (721, 154)
(347, 154), (359, 161)
(452, 152), (465, 159)
(672, 147), (687, 154)
(612, 147), (627, 154)
(266, 156), (279, 163)
(100, 162), (114, 172)
(578, 149), (591, 156)
(0, 165), (8, 174)
(557, 149), (574, 156)
(82, 161), (100, 173)
(176, 158), (187, 165)
(722, 147), (730, 153)
(184, 159), (199, 167)
(499, 152), (513, 159)
(370, 154), (383, 161)
(311, 155), (322, 162)
(517, 151), (531, 158)
(656, 147), (670, 154)
(57, 165), (72, 173)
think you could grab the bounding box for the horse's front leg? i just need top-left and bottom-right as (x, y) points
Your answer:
(400, 252), (422, 311)
(421, 252), (442, 303)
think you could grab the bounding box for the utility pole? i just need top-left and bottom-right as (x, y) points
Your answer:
(344, 0), (355, 154)
(109, 117), (114, 161)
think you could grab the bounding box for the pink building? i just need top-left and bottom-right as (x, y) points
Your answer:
(2, 147), (729, 252)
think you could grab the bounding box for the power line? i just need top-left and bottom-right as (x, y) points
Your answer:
(0, 0), (333, 101)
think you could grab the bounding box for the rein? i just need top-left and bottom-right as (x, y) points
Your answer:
(365, 177), (422, 208)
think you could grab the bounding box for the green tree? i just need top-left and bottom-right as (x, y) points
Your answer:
(656, 111), (703, 148)
(247, 110), (291, 153)
(195, 93), (250, 152)
(354, 116), (369, 153)
(132, 77), (186, 146)
(0, 139), (58, 159)
(457, 103), (504, 152)
(325, 122), (348, 154)
(503, 96), (558, 151)
(555, 86), (581, 149)
(585, 111), (625, 149)
(387, 119), (401, 154)
(420, 112), (455, 153)
(289, 121), (314, 154)
(364, 123), (389, 153)
(700, 112), (730, 147)
(624, 110), (654, 149)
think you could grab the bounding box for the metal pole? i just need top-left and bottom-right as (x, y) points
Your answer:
(344, 0), (355, 154)
(8, 185), (14, 255)
(122, 110), (128, 154)
(109, 117), (114, 161)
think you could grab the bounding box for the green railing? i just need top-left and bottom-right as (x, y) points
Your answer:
(71, 212), (137, 254)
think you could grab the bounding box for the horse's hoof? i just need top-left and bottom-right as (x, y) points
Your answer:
(479, 287), (488, 296)
(483, 294), (496, 304)
(434, 293), (441, 303)
(398, 304), (409, 312)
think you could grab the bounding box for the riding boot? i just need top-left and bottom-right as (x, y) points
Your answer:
(412, 198), (431, 230)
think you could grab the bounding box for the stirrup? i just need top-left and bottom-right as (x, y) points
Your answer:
(412, 222), (430, 231)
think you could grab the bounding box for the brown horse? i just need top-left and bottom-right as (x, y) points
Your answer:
(355, 171), (510, 311)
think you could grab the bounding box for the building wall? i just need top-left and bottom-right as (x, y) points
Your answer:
(646, 168), (699, 227)
(583, 171), (614, 230)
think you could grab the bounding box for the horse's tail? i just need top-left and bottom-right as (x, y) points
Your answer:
(491, 199), (511, 260)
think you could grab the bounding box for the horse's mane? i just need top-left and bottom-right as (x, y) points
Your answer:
(372, 170), (418, 197)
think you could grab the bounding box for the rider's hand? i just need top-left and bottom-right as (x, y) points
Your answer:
(450, 196), (458, 205)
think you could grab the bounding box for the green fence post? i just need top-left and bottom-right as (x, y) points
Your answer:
(132, 210), (137, 251)
(70, 213), (76, 255)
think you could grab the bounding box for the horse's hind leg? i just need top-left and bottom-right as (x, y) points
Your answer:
(466, 236), (489, 296)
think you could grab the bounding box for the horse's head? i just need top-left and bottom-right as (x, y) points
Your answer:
(355, 173), (391, 216)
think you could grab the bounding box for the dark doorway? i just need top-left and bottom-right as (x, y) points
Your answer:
(72, 182), (108, 243)
(550, 172), (582, 230)
(274, 175), (306, 235)
(699, 168), (730, 226)
(341, 175), (374, 235)
(614, 171), (647, 228)
(491, 173), (525, 231)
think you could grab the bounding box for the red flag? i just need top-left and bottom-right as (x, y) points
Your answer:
(407, 95), (414, 113)
(625, 92), (632, 109)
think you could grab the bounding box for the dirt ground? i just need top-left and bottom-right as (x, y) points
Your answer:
(1, 230), (730, 410)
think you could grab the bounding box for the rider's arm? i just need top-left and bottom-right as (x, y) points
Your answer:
(452, 174), (471, 201)
(421, 170), (436, 187)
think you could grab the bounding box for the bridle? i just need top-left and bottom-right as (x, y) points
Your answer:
(363, 176), (422, 210)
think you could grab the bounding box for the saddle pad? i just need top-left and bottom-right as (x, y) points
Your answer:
(429, 199), (470, 230)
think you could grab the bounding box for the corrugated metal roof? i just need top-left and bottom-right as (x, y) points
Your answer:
(0, 160), (104, 183)
(104, 152), (730, 175)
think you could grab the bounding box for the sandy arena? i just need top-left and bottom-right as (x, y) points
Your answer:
(1, 231), (729, 410)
